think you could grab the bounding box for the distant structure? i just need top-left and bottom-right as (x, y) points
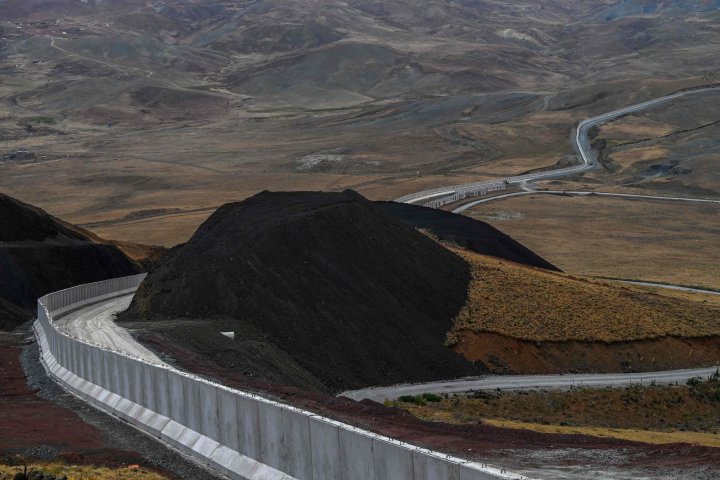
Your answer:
(2, 148), (35, 161)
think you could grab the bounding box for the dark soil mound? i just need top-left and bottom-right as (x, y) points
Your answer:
(0, 192), (141, 329)
(0, 244), (138, 312)
(376, 201), (559, 271)
(122, 190), (480, 392)
(0, 193), (87, 243)
(0, 297), (31, 331)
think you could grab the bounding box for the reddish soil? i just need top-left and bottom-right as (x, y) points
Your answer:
(0, 332), (205, 479)
(0, 335), (165, 472)
(141, 331), (720, 470)
(454, 331), (720, 374)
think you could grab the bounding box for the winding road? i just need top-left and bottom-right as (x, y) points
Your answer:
(397, 86), (720, 208)
(55, 87), (720, 410)
(53, 294), (163, 364)
(352, 86), (720, 401)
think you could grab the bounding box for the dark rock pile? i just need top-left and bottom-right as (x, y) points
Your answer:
(122, 190), (481, 391)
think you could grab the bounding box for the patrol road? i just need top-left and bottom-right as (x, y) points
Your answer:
(396, 86), (720, 207)
(342, 366), (720, 402)
(53, 294), (164, 364)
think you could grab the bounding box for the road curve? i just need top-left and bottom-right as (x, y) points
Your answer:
(53, 294), (164, 364)
(453, 187), (720, 213)
(352, 87), (720, 402)
(341, 366), (720, 402)
(396, 86), (720, 207)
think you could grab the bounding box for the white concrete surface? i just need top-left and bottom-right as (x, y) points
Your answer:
(54, 295), (163, 364)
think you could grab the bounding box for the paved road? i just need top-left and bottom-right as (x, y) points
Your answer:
(341, 366), (720, 402)
(54, 295), (164, 364)
(397, 86), (720, 206)
(452, 187), (720, 213)
(616, 280), (720, 296)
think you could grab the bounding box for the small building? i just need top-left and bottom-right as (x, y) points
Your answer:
(15, 148), (33, 161)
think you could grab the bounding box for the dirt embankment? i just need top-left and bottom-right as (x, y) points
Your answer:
(454, 331), (720, 374)
(122, 190), (481, 392)
(447, 249), (720, 373)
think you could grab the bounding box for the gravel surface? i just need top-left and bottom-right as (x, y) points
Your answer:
(20, 332), (224, 479)
(502, 447), (720, 480)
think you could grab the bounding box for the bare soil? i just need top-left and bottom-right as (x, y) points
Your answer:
(453, 331), (720, 375)
(0, 330), (219, 479)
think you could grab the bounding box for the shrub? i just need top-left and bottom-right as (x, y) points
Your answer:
(398, 395), (426, 406)
(422, 393), (442, 403)
(687, 376), (703, 387)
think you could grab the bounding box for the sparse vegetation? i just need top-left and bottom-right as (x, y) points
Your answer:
(391, 393), (444, 406)
(448, 248), (720, 343)
(398, 375), (720, 447)
(0, 462), (167, 480)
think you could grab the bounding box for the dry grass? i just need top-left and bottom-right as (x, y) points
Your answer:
(398, 377), (720, 447)
(610, 146), (671, 166)
(483, 419), (720, 448)
(449, 248), (720, 343)
(599, 116), (675, 141)
(464, 193), (720, 290)
(0, 463), (168, 480)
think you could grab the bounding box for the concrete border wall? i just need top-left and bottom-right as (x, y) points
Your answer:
(34, 276), (526, 480)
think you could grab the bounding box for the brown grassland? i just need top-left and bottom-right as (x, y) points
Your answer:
(448, 248), (720, 343)
(464, 194), (720, 290)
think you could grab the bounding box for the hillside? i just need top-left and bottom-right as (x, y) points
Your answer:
(2, 0), (720, 248)
(447, 249), (720, 373)
(0, 192), (89, 243)
(376, 201), (558, 271)
(450, 249), (720, 343)
(121, 190), (481, 392)
(0, 192), (146, 329)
